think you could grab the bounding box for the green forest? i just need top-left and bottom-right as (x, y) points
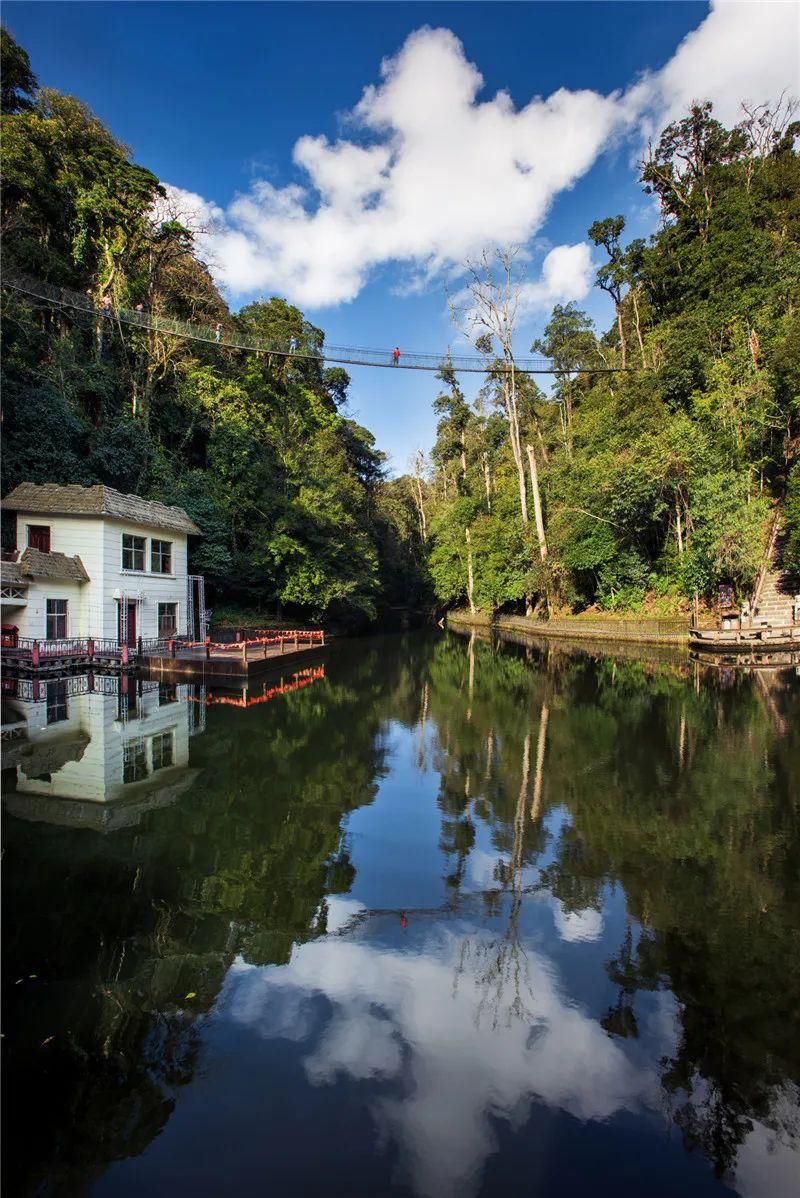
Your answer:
(2, 28), (798, 626)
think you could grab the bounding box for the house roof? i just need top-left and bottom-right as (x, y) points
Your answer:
(19, 548), (90, 583)
(0, 559), (25, 585)
(2, 483), (202, 535)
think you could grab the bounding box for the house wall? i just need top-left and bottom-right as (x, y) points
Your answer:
(102, 518), (189, 639)
(13, 512), (190, 639)
(14, 580), (86, 640)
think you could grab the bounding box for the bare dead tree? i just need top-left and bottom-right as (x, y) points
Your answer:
(451, 249), (530, 528)
(411, 450), (429, 542)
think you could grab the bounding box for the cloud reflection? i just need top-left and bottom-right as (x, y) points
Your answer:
(227, 922), (667, 1197)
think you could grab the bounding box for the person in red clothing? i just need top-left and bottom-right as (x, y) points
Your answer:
(392, 346), (400, 366)
(400, 913), (408, 929)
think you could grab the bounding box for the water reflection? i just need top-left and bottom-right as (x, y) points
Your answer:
(2, 634), (798, 1198)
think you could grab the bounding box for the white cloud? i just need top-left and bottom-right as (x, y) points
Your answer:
(634, 0), (800, 135)
(168, 2), (797, 309)
(518, 243), (594, 312)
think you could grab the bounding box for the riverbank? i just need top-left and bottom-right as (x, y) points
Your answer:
(446, 609), (689, 646)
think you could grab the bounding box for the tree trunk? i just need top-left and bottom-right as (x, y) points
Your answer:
(525, 444), (548, 564)
(482, 452), (492, 513)
(531, 702), (549, 821)
(631, 289), (646, 366)
(413, 454), (427, 542)
(616, 306), (628, 369)
(465, 526), (476, 615)
(504, 372), (529, 526)
(513, 731), (531, 879)
(563, 387), (574, 459)
(467, 629), (476, 720)
(675, 501), (684, 558)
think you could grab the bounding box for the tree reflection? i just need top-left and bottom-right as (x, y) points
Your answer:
(433, 629), (800, 1179)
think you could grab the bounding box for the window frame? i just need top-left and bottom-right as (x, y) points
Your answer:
(46, 598), (68, 639)
(121, 533), (147, 573)
(151, 538), (173, 575)
(151, 731), (174, 773)
(122, 738), (148, 784)
(46, 679), (69, 725)
(157, 602), (178, 637)
(27, 525), (51, 553)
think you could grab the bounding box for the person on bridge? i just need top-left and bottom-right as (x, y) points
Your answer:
(392, 346), (401, 366)
(289, 336), (298, 354)
(214, 322), (221, 343)
(101, 295), (112, 318)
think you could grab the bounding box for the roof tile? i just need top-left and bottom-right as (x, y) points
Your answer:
(2, 483), (202, 535)
(19, 548), (90, 583)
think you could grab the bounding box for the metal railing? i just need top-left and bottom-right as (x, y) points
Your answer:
(1, 636), (142, 665)
(1, 672), (163, 701)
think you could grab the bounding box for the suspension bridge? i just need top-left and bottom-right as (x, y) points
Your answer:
(2, 272), (624, 376)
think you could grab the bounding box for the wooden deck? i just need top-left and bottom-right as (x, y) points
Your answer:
(141, 638), (326, 681)
(690, 622), (800, 653)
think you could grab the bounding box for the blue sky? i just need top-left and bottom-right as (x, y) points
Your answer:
(5, 2), (795, 471)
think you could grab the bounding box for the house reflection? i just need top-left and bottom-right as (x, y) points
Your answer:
(1, 673), (201, 830)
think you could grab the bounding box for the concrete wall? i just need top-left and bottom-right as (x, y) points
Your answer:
(446, 609), (690, 646)
(12, 512), (190, 638)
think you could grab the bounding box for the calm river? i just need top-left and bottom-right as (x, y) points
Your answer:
(3, 630), (799, 1197)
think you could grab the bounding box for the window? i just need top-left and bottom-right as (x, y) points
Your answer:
(151, 539), (173, 574)
(123, 738), (148, 784)
(158, 602), (178, 637)
(46, 599), (67, 639)
(46, 680), (68, 725)
(151, 731), (174, 772)
(122, 534), (146, 571)
(28, 525), (51, 553)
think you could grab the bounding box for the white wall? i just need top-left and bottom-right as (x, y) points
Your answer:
(12, 512), (191, 639)
(102, 518), (189, 639)
(9, 580), (84, 640)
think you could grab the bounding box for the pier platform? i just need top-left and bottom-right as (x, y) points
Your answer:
(141, 630), (327, 682)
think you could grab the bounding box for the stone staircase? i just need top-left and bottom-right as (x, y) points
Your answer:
(751, 525), (799, 627)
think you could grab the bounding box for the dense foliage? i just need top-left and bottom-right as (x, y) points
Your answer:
(0, 30), (428, 625)
(418, 100), (800, 614)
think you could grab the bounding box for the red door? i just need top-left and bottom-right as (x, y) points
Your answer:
(118, 601), (137, 647)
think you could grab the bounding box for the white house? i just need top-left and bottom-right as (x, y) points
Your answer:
(1, 483), (204, 643)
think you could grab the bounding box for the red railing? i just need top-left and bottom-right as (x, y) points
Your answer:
(158, 629), (325, 660)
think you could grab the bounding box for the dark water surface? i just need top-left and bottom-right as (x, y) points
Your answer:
(3, 631), (799, 1198)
